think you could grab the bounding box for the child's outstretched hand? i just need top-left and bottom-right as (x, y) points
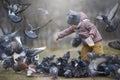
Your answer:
(55, 36), (60, 41)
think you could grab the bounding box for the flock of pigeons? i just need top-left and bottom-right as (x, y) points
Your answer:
(34, 49), (120, 80)
(1, 34), (120, 80)
(0, 31), (46, 76)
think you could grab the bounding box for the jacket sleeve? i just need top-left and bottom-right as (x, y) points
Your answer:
(58, 27), (74, 38)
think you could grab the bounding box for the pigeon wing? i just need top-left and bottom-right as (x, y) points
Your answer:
(108, 3), (119, 20)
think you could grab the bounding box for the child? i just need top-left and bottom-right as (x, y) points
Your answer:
(56, 10), (104, 60)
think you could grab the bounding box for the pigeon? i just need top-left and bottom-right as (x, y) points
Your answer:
(26, 63), (36, 77)
(108, 40), (120, 50)
(64, 70), (72, 78)
(8, 10), (23, 23)
(25, 46), (46, 57)
(7, 3), (30, 23)
(62, 51), (70, 61)
(49, 63), (58, 80)
(2, 56), (14, 69)
(47, 55), (56, 61)
(88, 57), (107, 76)
(87, 52), (100, 60)
(8, 4), (22, 14)
(71, 35), (82, 47)
(0, 31), (18, 43)
(96, 3), (119, 32)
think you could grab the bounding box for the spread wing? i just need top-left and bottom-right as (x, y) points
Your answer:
(108, 3), (119, 20)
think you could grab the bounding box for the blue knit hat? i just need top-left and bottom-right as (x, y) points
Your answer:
(67, 10), (80, 25)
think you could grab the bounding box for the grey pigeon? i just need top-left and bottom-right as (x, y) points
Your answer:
(96, 3), (119, 32)
(87, 52), (99, 60)
(88, 57), (107, 76)
(8, 4), (22, 14)
(71, 34), (82, 47)
(25, 47), (46, 57)
(62, 51), (70, 61)
(8, 10), (22, 23)
(108, 40), (120, 50)
(49, 63), (58, 80)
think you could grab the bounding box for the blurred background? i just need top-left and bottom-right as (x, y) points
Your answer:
(0, 0), (120, 49)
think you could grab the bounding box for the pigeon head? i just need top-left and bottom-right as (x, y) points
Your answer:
(62, 51), (70, 61)
(50, 62), (57, 67)
(48, 55), (56, 61)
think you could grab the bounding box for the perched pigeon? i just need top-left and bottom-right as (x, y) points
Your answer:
(64, 70), (72, 78)
(2, 56), (14, 69)
(87, 52), (100, 60)
(7, 3), (30, 23)
(0, 53), (7, 60)
(27, 63), (36, 77)
(108, 40), (120, 50)
(88, 57), (107, 76)
(12, 62), (21, 72)
(62, 51), (70, 61)
(0, 31), (17, 43)
(49, 63), (58, 80)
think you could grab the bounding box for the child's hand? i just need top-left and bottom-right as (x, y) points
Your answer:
(89, 34), (94, 39)
(55, 36), (60, 41)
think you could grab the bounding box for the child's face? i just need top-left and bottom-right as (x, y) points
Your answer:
(70, 24), (77, 29)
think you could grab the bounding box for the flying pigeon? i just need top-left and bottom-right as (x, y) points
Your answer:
(8, 10), (23, 23)
(96, 3), (119, 32)
(71, 34), (82, 47)
(7, 3), (30, 23)
(25, 46), (46, 57)
(8, 4), (22, 14)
